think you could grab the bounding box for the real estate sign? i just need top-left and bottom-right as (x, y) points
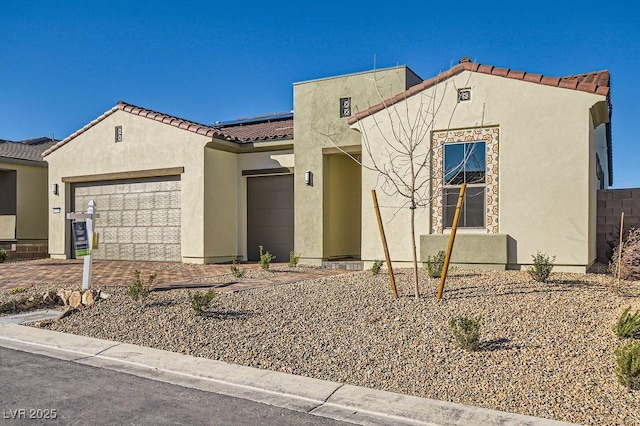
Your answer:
(73, 221), (90, 257)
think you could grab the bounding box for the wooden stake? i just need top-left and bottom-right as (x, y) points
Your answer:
(436, 184), (466, 300)
(371, 190), (398, 299)
(616, 211), (625, 289)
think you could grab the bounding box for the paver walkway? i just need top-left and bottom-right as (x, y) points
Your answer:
(0, 259), (351, 293)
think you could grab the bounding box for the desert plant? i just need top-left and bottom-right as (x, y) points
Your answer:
(450, 315), (482, 351)
(128, 270), (155, 306)
(615, 341), (640, 389)
(615, 306), (640, 339)
(230, 256), (244, 278)
(527, 251), (555, 282)
(610, 227), (640, 281)
(425, 250), (446, 278)
(259, 246), (274, 270)
(289, 251), (300, 267)
(190, 289), (216, 316)
(9, 286), (28, 294)
(0, 248), (6, 263)
(371, 259), (384, 275)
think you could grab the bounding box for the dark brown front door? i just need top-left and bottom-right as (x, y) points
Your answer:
(246, 174), (294, 262)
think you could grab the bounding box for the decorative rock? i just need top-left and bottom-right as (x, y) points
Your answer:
(98, 290), (111, 300)
(81, 290), (95, 306)
(57, 289), (72, 306)
(69, 291), (83, 309)
(42, 290), (57, 305)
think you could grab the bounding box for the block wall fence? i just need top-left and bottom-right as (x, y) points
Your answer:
(596, 188), (640, 263)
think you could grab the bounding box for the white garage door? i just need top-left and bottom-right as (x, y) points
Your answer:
(72, 177), (181, 261)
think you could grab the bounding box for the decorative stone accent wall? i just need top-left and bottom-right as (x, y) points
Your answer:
(430, 127), (499, 234)
(596, 188), (640, 262)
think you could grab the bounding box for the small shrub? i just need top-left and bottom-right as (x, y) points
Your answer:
(370, 260), (384, 275)
(615, 341), (640, 389)
(0, 248), (7, 262)
(450, 315), (482, 351)
(527, 251), (555, 282)
(128, 270), (155, 306)
(230, 256), (244, 278)
(425, 250), (446, 278)
(610, 227), (640, 280)
(289, 251), (300, 267)
(10, 287), (28, 294)
(190, 289), (216, 316)
(616, 306), (640, 339)
(259, 246), (274, 271)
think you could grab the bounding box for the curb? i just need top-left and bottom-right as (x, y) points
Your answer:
(0, 322), (575, 426)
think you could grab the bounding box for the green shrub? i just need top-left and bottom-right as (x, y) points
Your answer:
(10, 287), (28, 294)
(0, 248), (7, 263)
(190, 289), (216, 316)
(230, 256), (244, 278)
(371, 260), (384, 275)
(289, 251), (300, 267)
(615, 307), (640, 339)
(425, 250), (446, 278)
(527, 251), (555, 282)
(615, 341), (640, 389)
(128, 270), (155, 306)
(259, 246), (274, 271)
(450, 315), (482, 351)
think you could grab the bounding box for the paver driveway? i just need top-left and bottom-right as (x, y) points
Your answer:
(0, 259), (349, 293)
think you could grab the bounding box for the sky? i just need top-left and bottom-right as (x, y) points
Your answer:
(1, 1), (638, 188)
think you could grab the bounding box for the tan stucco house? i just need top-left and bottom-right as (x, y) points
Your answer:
(44, 57), (612, 272)
(0, 138), (54, 258)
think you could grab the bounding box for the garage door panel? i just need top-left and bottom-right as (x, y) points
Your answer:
(247, 175), (294, 262)
(73, 176), (181, 262)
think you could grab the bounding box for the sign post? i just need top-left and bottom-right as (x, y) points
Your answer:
(67, 200), (100, 290)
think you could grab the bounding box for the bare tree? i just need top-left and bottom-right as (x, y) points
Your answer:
(322, 68), (477, 299)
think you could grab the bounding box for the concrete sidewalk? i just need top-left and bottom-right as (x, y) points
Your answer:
(0, 320), (574, 426)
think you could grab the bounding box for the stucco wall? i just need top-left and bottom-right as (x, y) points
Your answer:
(293, 66), (418, 265)
(0, 160), (48, 242)
(356, 71), (607, 271)
(45, 110), (211, 260)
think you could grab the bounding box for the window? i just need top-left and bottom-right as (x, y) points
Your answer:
(596, 153), (604, 190)
(457, 88), (471, 102)
(339, 97), (351, 118)
(115, 126), (123, 143)
(443, 141), (485, 228)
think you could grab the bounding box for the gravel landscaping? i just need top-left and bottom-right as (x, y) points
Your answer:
(2, 266), (640, 425)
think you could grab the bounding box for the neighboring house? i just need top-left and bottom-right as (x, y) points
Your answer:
(44, 58), (612, 272)
(0, 137), (55, 258)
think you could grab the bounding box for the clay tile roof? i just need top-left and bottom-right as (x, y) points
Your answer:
(43, 101), (242, 157)
(213, 115), (294, 142)
(348, 60), (610, 125)
(0, 137), (57, 162)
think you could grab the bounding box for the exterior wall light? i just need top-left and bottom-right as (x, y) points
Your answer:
(52, 183), (59, 195)
(304, 171), (313, 186)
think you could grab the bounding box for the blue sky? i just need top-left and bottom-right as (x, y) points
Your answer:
(1, 1), (638, 187)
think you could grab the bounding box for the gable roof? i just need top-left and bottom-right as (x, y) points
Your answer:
(43, 101), (243, 157)
(213, 113), (294, 142)
(44, 101), (296, 157)
(0, 137), (57, 162)
(348, 59), (610, 125)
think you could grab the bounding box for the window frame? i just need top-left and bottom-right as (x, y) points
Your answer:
(442, 141), (486, 229)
